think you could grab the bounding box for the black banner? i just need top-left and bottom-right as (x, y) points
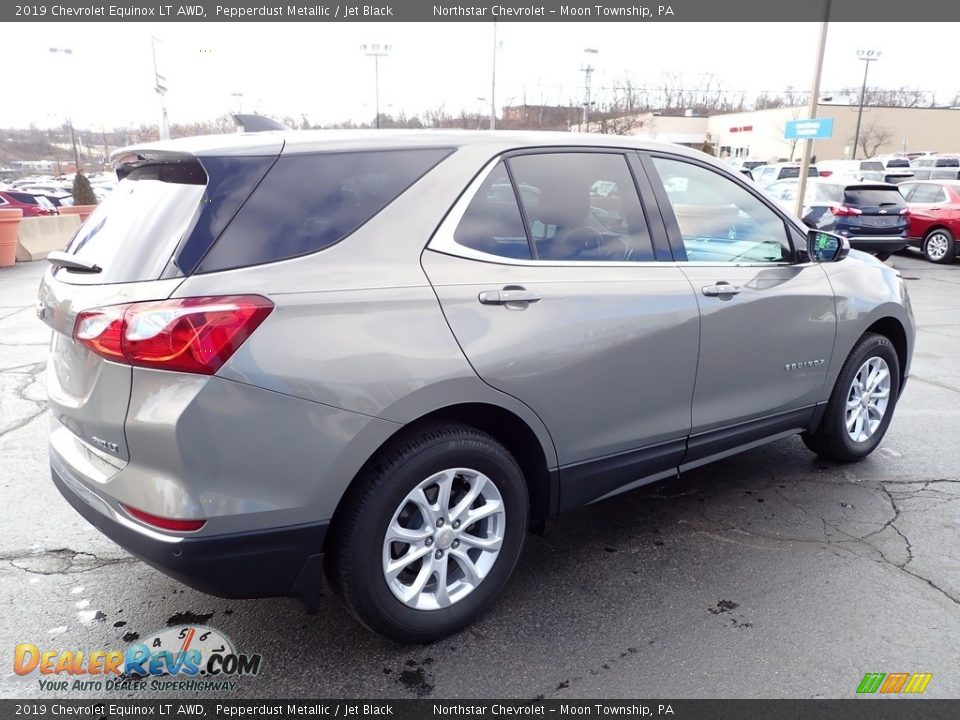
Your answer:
(2, 700), (960, 719)
(4, 0), (960, 23)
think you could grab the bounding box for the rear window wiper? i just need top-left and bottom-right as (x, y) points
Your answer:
(47, 251), (102, 274)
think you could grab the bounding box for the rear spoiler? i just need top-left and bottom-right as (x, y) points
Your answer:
(232, 114), (291, 133)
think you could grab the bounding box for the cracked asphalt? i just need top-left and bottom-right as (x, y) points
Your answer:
(1, 253), (958, 699)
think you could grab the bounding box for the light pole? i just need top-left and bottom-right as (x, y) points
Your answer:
(490, 22), (497, 130)
(231, 92), (244, 114)
(361, 43), (391, 129)
(151, 36), (170, 140)
(580, 48), (599, 130)
(851, 49), (881, 160)
(48, 47), (82, 173)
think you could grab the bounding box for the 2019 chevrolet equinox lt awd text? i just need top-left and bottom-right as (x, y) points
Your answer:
(39, 129), (915, 642)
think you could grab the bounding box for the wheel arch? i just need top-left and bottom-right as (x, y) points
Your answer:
(863, 316), (909, 392)
(328, 402), (558, 549)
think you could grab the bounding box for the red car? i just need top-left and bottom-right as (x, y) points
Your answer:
(0, 190), (57, 217)
(900, 180), (960, 264)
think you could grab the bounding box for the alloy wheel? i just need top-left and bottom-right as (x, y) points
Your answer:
(382, 468), (505, 610)
(925, 232), (950, 262)
(845, 356), (891, 443)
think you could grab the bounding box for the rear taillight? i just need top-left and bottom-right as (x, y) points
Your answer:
(899, 208), (910, 216)
(73, 295), (273, 375)
(819, 170), (833, 177)
(121, 503), (205, 532)
(830, 206), (863, 217)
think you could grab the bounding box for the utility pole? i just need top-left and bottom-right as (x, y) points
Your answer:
(48, 47), (81, 173)
(794, 0), (831, 219)
(152, 36), (170, 140)
(851, 49), (881, 160)
(580, 48), (598, 130)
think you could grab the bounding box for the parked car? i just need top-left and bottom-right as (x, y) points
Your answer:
(765, 179), (909, 260)
(878, 156), (915, 184)
(754, 162), (819, 187)
(0, 189), (56, 216)
(899, 180), (960, 264)
(909, 166), (960, 182)
(817, 159), (887, 183)
(41, 128), (915, 642)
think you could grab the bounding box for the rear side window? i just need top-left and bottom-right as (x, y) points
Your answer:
(508, 152), (654, 262)
(454, 162), (531, 260)
(199, 149), (451, 272)
(909, 184), (945, 203)
(842, 188), (906, 207)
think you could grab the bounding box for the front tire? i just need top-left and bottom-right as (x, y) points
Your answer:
(802, 333), (900, 463)
(327, 424), (528, 643)
(923, 228), (955, 264)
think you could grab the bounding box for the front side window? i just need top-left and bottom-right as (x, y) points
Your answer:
(651, 156), (792, 264)
(507, 152), (654, 262)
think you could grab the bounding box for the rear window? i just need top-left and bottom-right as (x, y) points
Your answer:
(61, 162), (207, 284)
(860, 162), (884, 172)
(842, 188), (906, 207)
(8, 191), (39, 204)
(777, 167), (819, 179)
(198, 148), (452, 273)
(886, 158), (910, 168)
(935, 157), (960, 167)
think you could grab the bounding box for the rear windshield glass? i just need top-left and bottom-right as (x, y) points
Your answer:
(843, 188), (906, 207)
(778, 167), (819, 179)
(860, 162), (884, 172)
(198, 148), (452, 273)
(8, 191), (39, 204)
(886, 158), (910, 168)
(935, 157), (960, 167)
(60, 162), (206, 285)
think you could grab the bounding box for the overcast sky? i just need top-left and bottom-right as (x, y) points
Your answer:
(4, 22), (955, 130)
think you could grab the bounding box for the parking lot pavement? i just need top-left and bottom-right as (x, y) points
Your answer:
(1, 253), (958, 700)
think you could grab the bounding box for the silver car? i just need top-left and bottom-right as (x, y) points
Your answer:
(39, 129), (915, 642)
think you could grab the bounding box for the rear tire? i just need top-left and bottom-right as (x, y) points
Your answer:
(923, 229), (955, 264)
(802, 333), (900, 463)
(873, 251), (891, 262)
(327, 424), (528, 643)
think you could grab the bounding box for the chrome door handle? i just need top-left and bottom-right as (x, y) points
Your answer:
(702, 283), (742, 298)
(478, 289), (542, 305)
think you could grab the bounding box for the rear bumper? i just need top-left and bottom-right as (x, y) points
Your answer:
(52, 466), (328, 606)
(846, 236), (909, 254)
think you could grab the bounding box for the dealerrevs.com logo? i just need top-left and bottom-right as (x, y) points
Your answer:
(14, 625), (262, 692)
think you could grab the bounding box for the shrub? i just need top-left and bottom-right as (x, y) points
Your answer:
(72, 172), (98, 206)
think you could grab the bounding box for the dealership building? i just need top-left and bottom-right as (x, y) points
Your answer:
(618, 104), (960, 161)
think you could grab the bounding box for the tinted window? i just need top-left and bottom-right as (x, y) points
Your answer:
(453, 162), (531, 260)
(935, 157), (960, 167)
(8, 191), (39, 204)
(200, 149), (452, 272)
(842, 188), (905, 207)
(60, 162), (207, 285)
(886, 158), (910, 168)
(909, 184), (945, 203)
(507, 152), (654, 262)
(652, 157), (791, 263)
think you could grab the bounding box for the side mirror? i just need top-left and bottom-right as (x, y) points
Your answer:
(807, 230), (850, 263)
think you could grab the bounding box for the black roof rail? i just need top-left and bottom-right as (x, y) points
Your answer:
(232, 114), (291, 133)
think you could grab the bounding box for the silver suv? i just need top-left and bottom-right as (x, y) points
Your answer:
(40, 129), (915, 642)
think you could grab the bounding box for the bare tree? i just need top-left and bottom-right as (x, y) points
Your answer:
(853, 119), (895, 158)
